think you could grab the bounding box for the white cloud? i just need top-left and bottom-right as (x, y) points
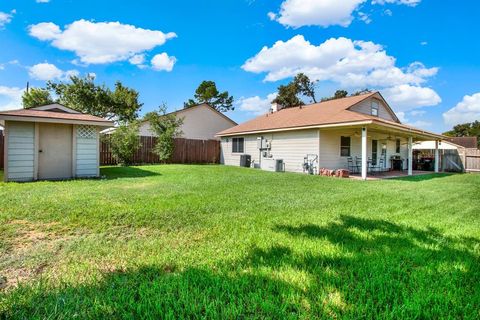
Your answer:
(29, 19), (177, 65)
(28, 62), (79, 81)
(243, 35), (441, 113)
(420, 41), (428, 46)
(129, 54), (145, 65)
(270, 0), (421, 28)
(151, 53), (176, 71)
(410, 110), (426, 116)
(0, 86), (23, 111)
(270, 0), (365, 28)
(36, 0), (51, 3)
(0, 10), (15, 29)
(237, 93), (277, 115)
(242, 36), (438, 87)
(382, 84), (441, 111)
(396, 111), (431, 128)
(372, 0), (421, 6)
(358, 12), (372, 24)
(443, 93), (480, 126)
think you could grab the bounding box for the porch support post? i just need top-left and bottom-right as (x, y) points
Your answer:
(408, 136), (413, 176)
(361, 127), (368, 180)
(434, 140), (439, 173)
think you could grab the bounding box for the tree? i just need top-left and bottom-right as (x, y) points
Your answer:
(145, 104), (184, 162)
(444, 121), (480, 148)
(107, 121), (142, 166)
(271, 73), (317, 108)
(321, 90), (349, 102)
(272, 82), (304, 108)
(22, 88), (54, 108)
(184, 81), (234, 112)
(333, 90), (348, 99)
(293, 73), (317, 103)
(47, 75), (142, 122)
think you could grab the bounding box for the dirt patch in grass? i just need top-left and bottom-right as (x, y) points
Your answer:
(0, 220), (75, 290)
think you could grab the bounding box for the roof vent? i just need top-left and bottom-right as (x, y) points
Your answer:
(270, 102), (283, 113)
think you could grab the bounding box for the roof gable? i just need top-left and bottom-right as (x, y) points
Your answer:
(30, 104), (81, 114)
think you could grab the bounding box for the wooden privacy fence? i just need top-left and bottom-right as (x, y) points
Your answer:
(100, 136), (220, 165)
(0, 130), (3, 170)
(465, 148), (480, 172)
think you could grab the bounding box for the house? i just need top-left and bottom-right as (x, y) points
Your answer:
(138, 104), (237, 140)
(216, 92), (445, 180)
(0, 104), (113, 182)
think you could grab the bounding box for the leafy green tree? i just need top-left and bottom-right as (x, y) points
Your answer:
(444, 121), (480, 148)
(22, 88), (54, 108)
(321, 90), (349, 102)
(294, 73), (317, 103)
(184, 81), (234, 112)
(272, 82), (304, 108)
(145, 104), (184, 162)
(271, 73), (317, 108)
(47, 75), (142, 122)
(333, 90), (348, 99)
(107, 121), (142, 166)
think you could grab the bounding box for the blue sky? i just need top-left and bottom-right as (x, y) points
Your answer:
(0, 0), (479, 133)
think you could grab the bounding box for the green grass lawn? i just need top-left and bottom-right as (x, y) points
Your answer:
(0, 165), (479, 319)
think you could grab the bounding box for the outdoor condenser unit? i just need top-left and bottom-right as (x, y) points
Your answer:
(240, 154), (251, 167)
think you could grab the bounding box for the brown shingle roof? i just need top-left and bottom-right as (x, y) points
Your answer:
(218, 92), (378, 136)
(446, 136), (478, 148)
(0, 108), (112, 124)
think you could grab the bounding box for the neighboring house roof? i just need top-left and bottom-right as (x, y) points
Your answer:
(446, 136), (478, 148)
(217, 92), (444, 140)
(0, 107), (113, 127)
(167, 103), (238, 125)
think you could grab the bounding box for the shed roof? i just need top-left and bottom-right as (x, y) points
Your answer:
(0, 108), (113, 127)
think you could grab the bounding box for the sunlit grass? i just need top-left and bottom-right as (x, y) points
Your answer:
(0, 165), (479, 319)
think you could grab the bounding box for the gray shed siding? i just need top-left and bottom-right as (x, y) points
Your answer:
(6, 122), (35, 181)
(75, 125), (99, 177)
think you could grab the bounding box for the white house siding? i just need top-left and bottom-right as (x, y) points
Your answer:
(319, 128), (409, 170)
(220, 135), (260, 166)
(349, 97), (396, 122)
(139, 105), (236, 140)
(220, 129), (320, 173)
(6, 121), (35, 181)
(75, 125), (99, 177)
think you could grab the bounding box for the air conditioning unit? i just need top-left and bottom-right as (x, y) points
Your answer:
(240, 154), (251, 167)
(275, 159), (284, 172)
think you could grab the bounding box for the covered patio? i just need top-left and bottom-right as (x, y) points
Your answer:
(319, 119), (446, 180)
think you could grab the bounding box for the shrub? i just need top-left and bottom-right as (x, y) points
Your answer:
(106, 122), (141, 166)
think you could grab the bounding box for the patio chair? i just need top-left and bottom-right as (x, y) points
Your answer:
(347, 157), (358, 174)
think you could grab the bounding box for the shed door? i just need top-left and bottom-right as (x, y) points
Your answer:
(38, 123), (73, 180)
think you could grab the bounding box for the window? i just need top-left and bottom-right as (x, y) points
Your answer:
(372, 140), (378, 165)
(396, 139), (401, 153)
(371, 101), (379, 116)
(232, 137), (244, 153)
(340, 136), (351, 157)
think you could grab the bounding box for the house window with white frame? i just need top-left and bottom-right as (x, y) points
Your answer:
(371, 101), (379, 116)
(340, 136), (351, 157)
(232, 137), (244, 153)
